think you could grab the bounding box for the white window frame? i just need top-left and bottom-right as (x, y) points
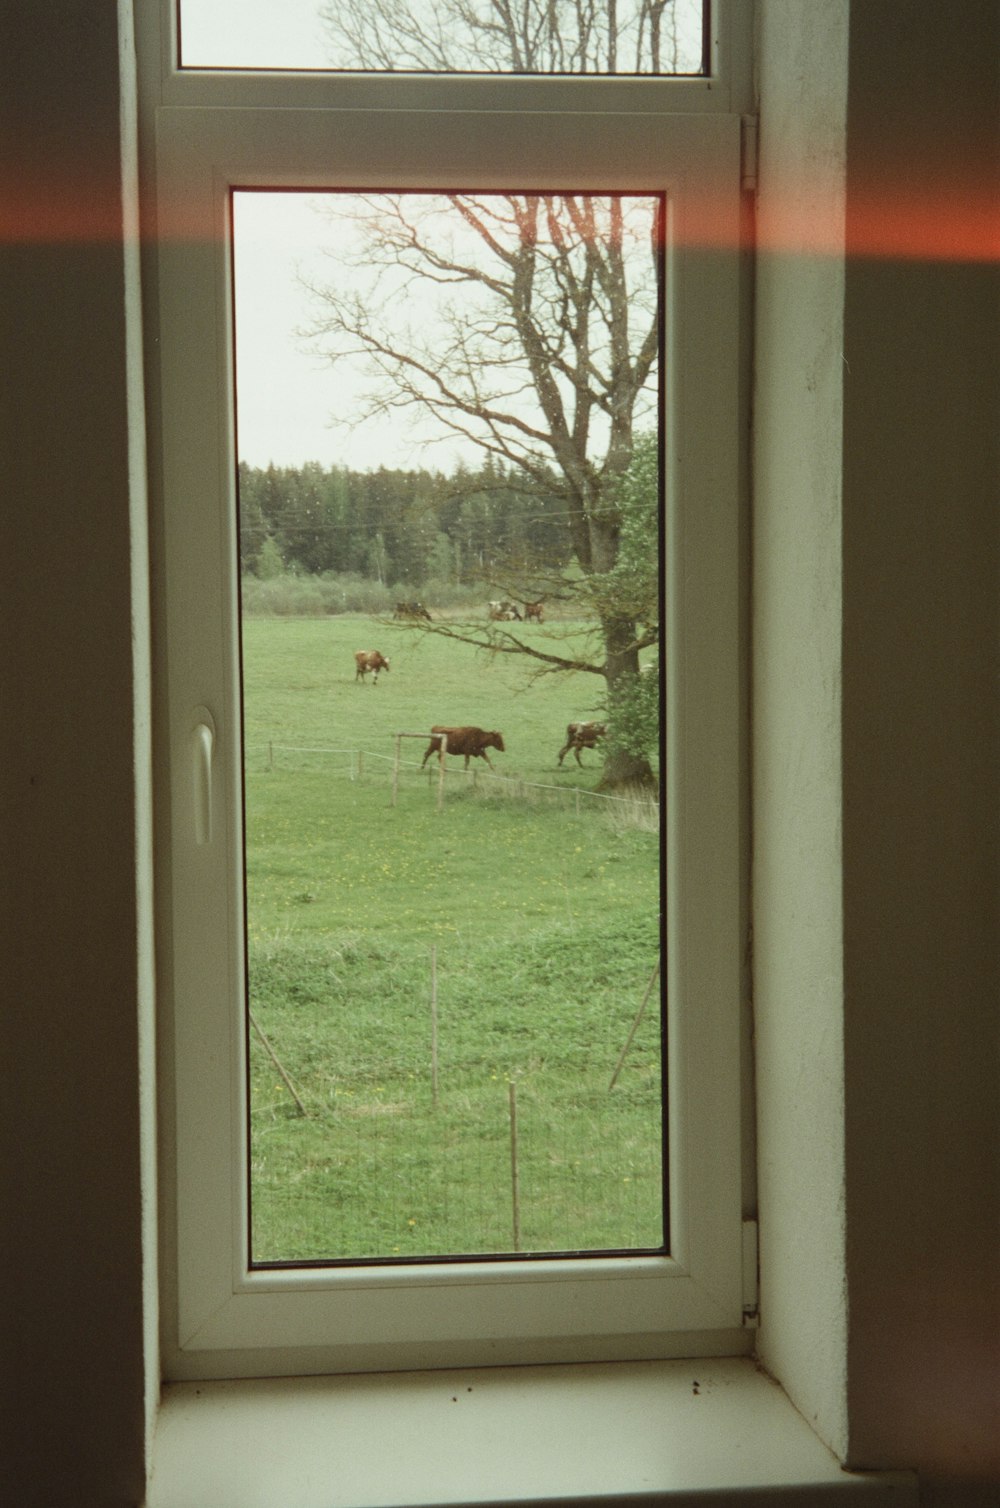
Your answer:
(141, 0), (753, 1383)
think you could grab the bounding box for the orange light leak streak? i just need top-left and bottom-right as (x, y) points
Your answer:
(2, 176), (997, 265)
(843, 186), (999, 265)
(1, 178), (128, 248)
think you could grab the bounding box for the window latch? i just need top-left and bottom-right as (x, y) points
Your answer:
(192, 709), (216, 846)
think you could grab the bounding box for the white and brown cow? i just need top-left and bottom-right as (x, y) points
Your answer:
(557, 720), (606, 767)
(354, 649), (390, 684)
(488, 600), (521, 621)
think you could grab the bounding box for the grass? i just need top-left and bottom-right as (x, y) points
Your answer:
(242, 613), (664, 1262)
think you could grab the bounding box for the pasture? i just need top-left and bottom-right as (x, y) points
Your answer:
(243, 614), (664, 1263)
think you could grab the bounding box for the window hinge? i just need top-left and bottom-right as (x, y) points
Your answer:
(740, 115), (759, 195)
(742, 1218), (760, 1326)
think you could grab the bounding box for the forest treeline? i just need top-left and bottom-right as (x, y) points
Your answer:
(239, 456), (573, 591)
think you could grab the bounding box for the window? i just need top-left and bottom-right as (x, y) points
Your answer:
(177, 0), (708, 76)
(142, 0), (752, 1380)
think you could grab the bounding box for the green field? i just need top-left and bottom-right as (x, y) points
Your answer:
(243, 614), (664, 1263)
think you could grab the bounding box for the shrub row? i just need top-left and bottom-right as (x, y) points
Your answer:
(240, 571), (488, 618)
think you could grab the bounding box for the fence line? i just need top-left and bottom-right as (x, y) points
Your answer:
(245, 741), (659, 812)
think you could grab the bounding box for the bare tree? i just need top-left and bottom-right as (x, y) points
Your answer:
(318, 0), (704, 77)
(304, 190), (661, 785)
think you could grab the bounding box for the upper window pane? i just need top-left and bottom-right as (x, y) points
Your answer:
(178, 0), (708, 75)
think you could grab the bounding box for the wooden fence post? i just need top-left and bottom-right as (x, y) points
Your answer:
(249, 1009), (309, 1117)
(509, 1080), (521, 1252)
(437, 733), (447, 811)
(430, 945), (439, 1107)
(609, 961), (661, 1091)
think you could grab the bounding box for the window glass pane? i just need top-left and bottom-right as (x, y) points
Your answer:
(234, 189), (665, 1265)
(181, 1), (707, 75)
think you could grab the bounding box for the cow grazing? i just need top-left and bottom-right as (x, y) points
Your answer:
(557, 720), (607, 767)
(421, 725), (506, 771)
(394, 600), (431, 621)
(524, 600), (545, 622)
(354, 649), (390, 684)
(488, 599), (522, 621)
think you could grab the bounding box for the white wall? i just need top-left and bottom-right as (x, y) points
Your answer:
(838, 1), (999, 1486)
(752, 0), (851, 1458)
(754, 0), (1000, 1494)
(0, 2), (154, 1503)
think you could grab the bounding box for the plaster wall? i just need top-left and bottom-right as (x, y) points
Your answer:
(118, 0), (161, 1463)
(0, 2), (151, 1502)
(751, 0), (851, 1459)
(839, 0), (1000, 1484)
(754, 0), (1000, 1491)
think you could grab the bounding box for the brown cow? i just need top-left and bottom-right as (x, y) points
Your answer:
(354, 649), (390, 684)
(524, 600), (545, 622)
(421, 725), (506, 771)
(557, 720), (606, 767)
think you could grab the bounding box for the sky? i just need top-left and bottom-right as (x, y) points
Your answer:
(233, 193), (511, 474)
(233, 193), (422, 473)
(180, 0), (332, 70)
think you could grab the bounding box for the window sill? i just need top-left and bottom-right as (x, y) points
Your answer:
(147, 1357), (916, 1507)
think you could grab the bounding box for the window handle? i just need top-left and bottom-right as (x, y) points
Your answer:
(192, 709), (216, 846)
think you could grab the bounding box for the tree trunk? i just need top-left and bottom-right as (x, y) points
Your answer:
(599, 612), (655, 789)
(600, 737), (654, 789)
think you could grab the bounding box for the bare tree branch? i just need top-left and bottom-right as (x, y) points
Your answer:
(382, 615), (607, 676)
(301, 187), (662, 782)
(317, 0), (703, 76)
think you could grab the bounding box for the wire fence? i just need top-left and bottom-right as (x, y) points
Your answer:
(245, 739), (660, 820)
(243, 744), (663, 1260)
(250, 1087), (665, 1263)
(249, 954), (665, 1264)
